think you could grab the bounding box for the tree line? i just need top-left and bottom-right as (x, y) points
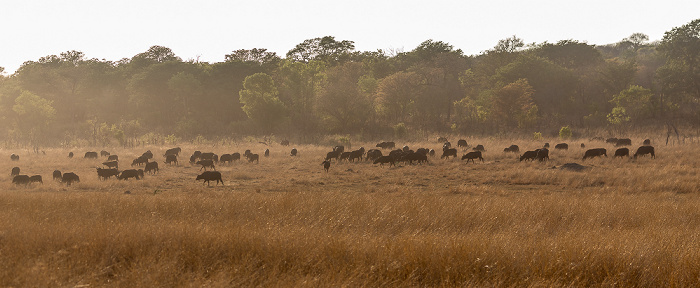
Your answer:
(1, 19), (699, 148)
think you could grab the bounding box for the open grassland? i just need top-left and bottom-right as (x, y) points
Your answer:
(1, 137), (699, 287)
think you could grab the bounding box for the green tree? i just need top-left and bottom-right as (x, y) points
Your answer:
(276, 60), (325, 137)
(609, 85), (655, 122)
(491, 79), (537, 129)
(12, 90), (56, 145)
(657, 19), (700, 122)
(239, 73), (287, 133)
(315, 62), (372, 132)
(286, 36), (355, 64)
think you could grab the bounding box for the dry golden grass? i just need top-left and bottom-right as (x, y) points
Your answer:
(1, 138), (699, 287)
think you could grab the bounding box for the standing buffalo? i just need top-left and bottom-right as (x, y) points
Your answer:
(472, 144), (485, 152)
(614, 148), (630, 158)
(615, 138), (632, 147)
(264, 149), (270, 157)
(107, 155), (119, 161)
(100, 150), (110, 157)
(373, 156), (395, 167)
(164, 147), (181, 156)
(196, 159), (216, 170)
(12, 175), (30, 185)
(519, 150), (539, 162)
(290, 148), (298, 156)
(461, 151), (483, 163)
(102, 160), (119, 169)
(457, 139), (468, 149)
(504, 145), (519, 153)
(536, 148), (549, 162)
(11, 167), (20, 177)
(131, 156), (149, 166)
(29, 175), (43, 184)
(280, 140), (290, 146)
(144, 162), (159, 174)
(62, 172), (80, 186)
(84, 152), (98, 159)
(643, 139), (651, 146)
(376, 141), (396, 149)
(10, 154), (19, 161)
(554, 143), (568, 150)
(247, 154), (259, 163)
(321, 160), (331, 172)
(583, 148), (607, 160)
(96, 168), (120, 180)
(53, 170), (62, 181)
(164, 154), (178, 165)
(196, 171), (224, 186)
(634, 146), (655, 159)
(118, 169), (141, 180)
(441, 148), (458, 159)
(68, 152), (74, 158)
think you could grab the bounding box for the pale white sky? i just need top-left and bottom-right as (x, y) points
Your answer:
(1, 0), (698, 74)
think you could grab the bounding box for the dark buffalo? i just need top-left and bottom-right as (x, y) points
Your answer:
(376, 141), (396, 150)
(192, 151), (202, 159)
(442, 142), (452, 150)
(437, 136), (448, 143)
(102, 160), (119, 169)
(97, 168), (120, 180)
(164, 154), (178, 165)
(520, 150), (539, 162)
(164, 147), (181, 156)
(189, 155), (198, 164)
(144, 161), (159, 174)
(472, 144), (485, 152)
(29, 175), (43, 184)
(196, 159), (216, 170)
(339, 152), (352, 161)
(231, 152), (241, 162)
(322, 160), (331, 172)
(326, 150), (342, 161)
(373, 156), (395, 167)
(441, 148), (458, 159)
(247, 154), (259, 163)
(219, 154), (234, 164)
(333, 145), (345, 154)
(581, 143), (586, 148)
(461, 151), (484, 163)
(84, 152), (98, 159)
(12, 175), (30, 185)
(583, 148), (607, 160)
(107, 155), (119, 161)
(605, 138), (618, 144)
(457, 139), (468, 149)
(544, 143), (550, 148)
(141, 150), (154, 159)
(554, 143), (568, 150)
(614, 148), (630, 158)
(62, 172), (80, 186)
(349, 150), (364, 162)
(405, 152), (428, 165)
(615, 138), (632, 147)
(504, 145), (519, 153)
(68, 152), (74, 158)
(429, 149), (436, 157)
(366, 149), (383, 161)
(118, 169), (141, 180)
(643, 139), (651, 146)
(100, 150), (110, 157)
(634, 146), (655, 159)
(131, 156), (149, 166)
(196, 171), (224, 186)
(416, 148), (429, 156)
(200, 152), (218, 162)
(53, 170), (62, 181)
(11, 154), (20, 161)
(536, 148), (549, 162)
(290, 148), (298, 156)
(11, 167), (20, 177)
(264, 149), (270, 157)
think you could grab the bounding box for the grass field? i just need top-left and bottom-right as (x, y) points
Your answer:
(1, 137), (699, 287)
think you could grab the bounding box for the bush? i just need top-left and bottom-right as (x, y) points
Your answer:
(559, 126), (572, 140)
(393, 123), (407, 139)
(533, 132), (543, 141)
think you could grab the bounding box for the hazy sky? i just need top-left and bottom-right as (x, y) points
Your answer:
(1, 0), (698, 74)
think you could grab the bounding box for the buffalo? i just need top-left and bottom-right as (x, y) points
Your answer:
(264, 149), (270, 157)
(141, 150), (154, 159)
(339, 152), (351, 162)
(53, 170), (62, 181)
(581, 143), (586, 148)
(605, 138), (619, 144)
(643, 139), (651, 146)
(405, 152), (428, 165)
(634, 146), (655, 159)
(441, 148), (458, 159)
(442, 142), (452, 150)
(321, 160), (331, 172)
(583, 148), (607, 160)
(429, 149), (436, 157)
(100, 150), (110, 157)
(131, 156), (149, 166)
(373, 156), (395, 167)
(504, 145), (519, 153)
(544, 143), (550, 148)
(11, 167), (20, 177)
(164, 154), (178, 165)
(107, 155), (119, 161)
(68, 152), (74, 158)
(461, 151), (484, 163)
(196, 159), (216, 170)
(102, 160), (119, 169)
(231, 152), (241, 162)
(200, 152), (218, 162)
(519, 150), (539, 162)
(196, 171), (224, 186)
(118, 169), (141, 180)
(290, 148), (298, 156)
(96, 168), (120, 180)
(84, 152), (98, 159)
(365, 149), (383, 161)
(333, 145), (345, 154)
(62, 172), (80, 186)
(437, 136), (448, 143)
(326, 150), (342, 161)
(536, 148), (549, 162)
(349, 149), (364, 162)
(554, 143), (568, 150)
(472, 144), (485, 152)
(376, 141), (396, 149)
(614, 148), (629, 158)
(29, 175), (43, 184)
(164, 147), (181, 156)
(12, 175), (30, 185)
(219, 154), (234, 164)
(144, 161), (159, 174)
(11, 154), (19, 161)
(615, 138), (632, 147)
(457, 139), (468, 149)
(247, 153), (260, 163)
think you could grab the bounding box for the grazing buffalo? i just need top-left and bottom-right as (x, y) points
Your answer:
(536, 148), (549, 162)
(614, 148), (630, 158)
(192, 151), (202, 159)
(504, 145), (519, 153)
(544, 143), (550, 148)
(196, 159), (216, 170)
(520, 150), (539, 162)
(615, 138), (632, 147)
(29, 175), (43, 184)
(102, 160), (119, 169)
(643, 139), (651, 146)
(264, 149), (270, 157)
(457, 139), (468, 149)
(555, 143), (568, 150)
(11, 167), (20, 177)
(96, 168), (120, 180)
(437, 136), (448, 143)
(583, 148), (607, 160)
(366, 149), (383, 161)
(164, 147), (181, 156)
(605, 138), (618, 144)
(405, 152), (428, 165)
(280, 140), (290, 146)
(62, 172), (80, 186)
(376, 141), (396, 149)
(164, 154), (178, 165)
(107, 155), (119, 161)
(326, 150), (342, 161)
(200, 152), (218, 162)
(321, 160), (331, 172)
(461, 151), (484, 163)
(144, 162), (159, 174)
(219, 154), (234, 164)
(441, 148), (458, 159)
(472, 144), (485, 152)
(53, 170), (62, 181)
(132, 156), (149, 166)
(118, 169), (141, 180)
(12, 175), (30, 185)
(141, 150), (154, 159)
(196, 171), (224, 186)
(84, 152), (98, 159)
(373, 156), (395, 167)
(68, 152), (74, 158)
(290, 148), (298, 156)
(634, 146), (655, 159)
(231, 152), (241, 162)
(100, 150), (110, 157)
(247, 154), (259, 163)
(11, 154), (19, 161)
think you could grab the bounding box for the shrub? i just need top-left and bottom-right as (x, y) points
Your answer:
(559, 126), (572, 140)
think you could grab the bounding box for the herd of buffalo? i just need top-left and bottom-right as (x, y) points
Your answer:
(7, 137), (656, 187)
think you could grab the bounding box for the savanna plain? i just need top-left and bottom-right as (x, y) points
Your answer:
(1, 137), (699, 287)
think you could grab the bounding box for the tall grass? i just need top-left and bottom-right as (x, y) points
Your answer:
(0, 139), (698, 286)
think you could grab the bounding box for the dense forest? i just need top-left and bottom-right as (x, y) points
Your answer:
(1, 19), (699, 148)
